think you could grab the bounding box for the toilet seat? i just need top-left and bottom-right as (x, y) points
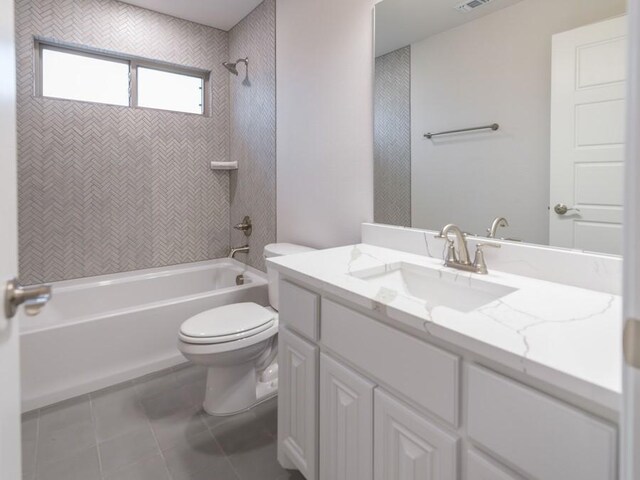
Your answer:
(179, 302), (276, 345)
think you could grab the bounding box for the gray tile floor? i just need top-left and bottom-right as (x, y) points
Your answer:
(22, 364), (304, 480)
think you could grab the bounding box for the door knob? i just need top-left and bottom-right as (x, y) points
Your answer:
(554, 203), (581, 215)
(624, 318), (640, 369)
(4, 278), (52, 319)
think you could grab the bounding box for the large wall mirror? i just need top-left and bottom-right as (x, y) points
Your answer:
(374, 0), (626, 255)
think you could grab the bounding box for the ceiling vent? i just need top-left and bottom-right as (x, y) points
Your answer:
(454, 0), (494, 13)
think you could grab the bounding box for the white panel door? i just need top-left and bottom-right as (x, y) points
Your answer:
(374, 389), (458, 480)
(0, 0), (21, 478)
(623, 3), (640, 479)
(550, 16), (627, 254)
(319, 353), (374, 480)
(278, 327), (319, 480)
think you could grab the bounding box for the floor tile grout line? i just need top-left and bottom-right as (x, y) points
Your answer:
(139, 385), (178, 480)
(95, 428), (165, 479)
(202, 417), (243, 480)
(31, 410), (40, 480)
(91, 379), (175, 480)
(146, 416), (175, 480)
(88, 396), (106, 480)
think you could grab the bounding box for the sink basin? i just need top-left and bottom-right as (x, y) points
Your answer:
(349, 262), (517, 313)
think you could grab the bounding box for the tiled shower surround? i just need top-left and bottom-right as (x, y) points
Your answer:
(16, 0), (276, 284)
(229, 0), (276, 272)
(374, 46), (411, 227)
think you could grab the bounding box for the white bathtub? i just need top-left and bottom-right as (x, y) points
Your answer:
(20, 259), (268, 411)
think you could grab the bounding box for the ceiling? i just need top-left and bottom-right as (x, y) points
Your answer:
(375, 0), (523, 56)
(120, 0), (263, 31)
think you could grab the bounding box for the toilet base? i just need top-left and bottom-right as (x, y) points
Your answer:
(202, 361), (279, 417)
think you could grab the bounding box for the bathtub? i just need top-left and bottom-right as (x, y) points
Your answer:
(20, 259), (268, 411)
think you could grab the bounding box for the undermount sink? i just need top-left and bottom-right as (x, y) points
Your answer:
(349, 262), (517, 313)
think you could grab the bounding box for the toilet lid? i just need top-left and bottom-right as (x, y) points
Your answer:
(180, 302), (275, 340)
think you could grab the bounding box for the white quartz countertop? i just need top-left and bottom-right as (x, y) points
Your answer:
(268, 244), (622, 412)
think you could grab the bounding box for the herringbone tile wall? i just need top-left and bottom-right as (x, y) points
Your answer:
(16, 0), (232, 284)
(229, 0), (276, 271)
(374, 46), (411, 227)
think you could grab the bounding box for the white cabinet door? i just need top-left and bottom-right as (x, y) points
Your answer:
(278, 327), (319, 480)
(549, 16), (627, 254)
(319, 353), (375, 480)
(466, 449), (523, 480)
(374, 389), (458, 480)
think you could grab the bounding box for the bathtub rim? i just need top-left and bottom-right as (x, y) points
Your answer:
(42, 257), (266, 293)
(20, 258), (268, 335)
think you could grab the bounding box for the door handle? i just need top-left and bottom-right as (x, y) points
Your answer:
(4, 278), (52, 319)
(554, 203), (581, 215)
(624, 318), (640, 369)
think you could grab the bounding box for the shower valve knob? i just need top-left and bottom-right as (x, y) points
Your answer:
(234, 216), (252, 237)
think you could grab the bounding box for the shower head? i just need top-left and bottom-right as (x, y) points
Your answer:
(222, 61), (238, 75)
(222, 57), (249, 76)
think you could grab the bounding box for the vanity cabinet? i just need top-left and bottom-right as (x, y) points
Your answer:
(278, 327), (319, 480)
(322, 298), (460, 426)
(276, 278), (617, 480)
(467, 365), (617, 480)
(279, 280), (320, 340)
(374, 389), (458, 480)
(319, 353), (375, 480)
(466, 450), (523, 480)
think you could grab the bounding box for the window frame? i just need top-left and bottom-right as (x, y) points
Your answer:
(34, 39), (210, 116)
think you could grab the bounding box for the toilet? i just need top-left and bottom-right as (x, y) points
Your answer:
(178, 243), (315, 416)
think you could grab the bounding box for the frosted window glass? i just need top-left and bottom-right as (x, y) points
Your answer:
(41, 48), (130, 106)
(137, 67), (204, 114)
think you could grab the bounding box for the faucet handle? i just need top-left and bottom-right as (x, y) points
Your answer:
(476, 242), (501, 250)
(473, 242), (500, 275)
(234, 216), (252, 237)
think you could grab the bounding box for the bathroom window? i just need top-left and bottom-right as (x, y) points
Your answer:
(137, 67), (204, 114)
(36, 42), (208, 115)
(39, 46), (130, 107)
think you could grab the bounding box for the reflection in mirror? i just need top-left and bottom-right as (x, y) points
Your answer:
(374, 0), (626, 255)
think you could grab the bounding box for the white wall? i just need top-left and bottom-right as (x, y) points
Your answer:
(410, 0), (626, 244)
(276, 0), (375, 249)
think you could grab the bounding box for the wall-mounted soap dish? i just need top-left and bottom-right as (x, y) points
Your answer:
(210, 161), (238, 170)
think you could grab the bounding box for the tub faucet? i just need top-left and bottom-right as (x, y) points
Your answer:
(229, 245), (249, 259)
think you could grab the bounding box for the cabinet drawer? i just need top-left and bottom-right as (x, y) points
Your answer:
(322, 299), (460, 426)
(466, 449), (523, 480)
(467, 365), (616, 480)
(279, 280), (320, 341)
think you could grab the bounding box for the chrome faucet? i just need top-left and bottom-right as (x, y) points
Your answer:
(438, 224), (471, 265)
(487, 217), (509, 238)
(436, 224), (500, 274)
(228, 245), (249, 259)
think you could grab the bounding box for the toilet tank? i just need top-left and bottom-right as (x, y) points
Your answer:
(263, 243), (316, 310)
